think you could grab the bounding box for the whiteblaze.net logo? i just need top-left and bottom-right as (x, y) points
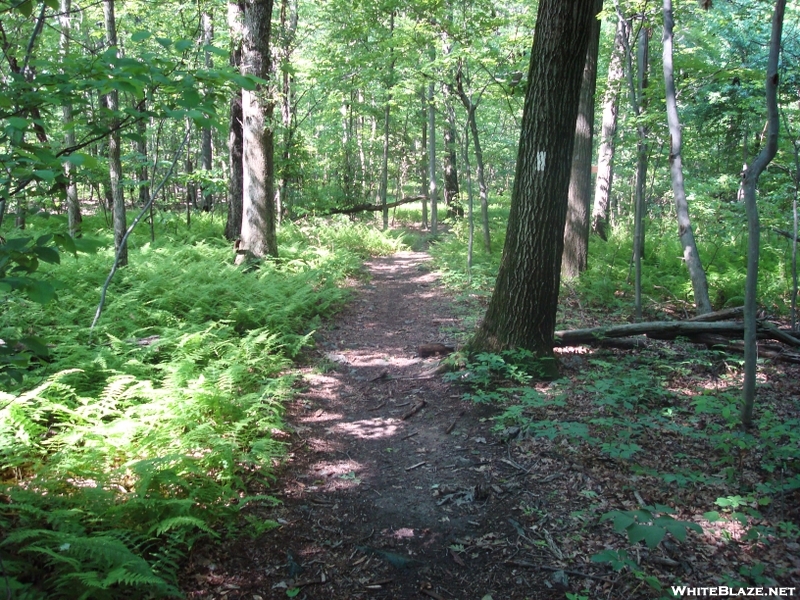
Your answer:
(670, 586), (796, 597)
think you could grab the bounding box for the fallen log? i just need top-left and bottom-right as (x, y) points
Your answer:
(555, 320), (800, 347)
(686, 306), (744, 322)
(555, 321), (745, 345)
(315, 195), (428, 217)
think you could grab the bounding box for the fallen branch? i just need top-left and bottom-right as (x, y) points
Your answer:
(402, 400), (426, 420)
(555, 319), (800, 347)
(504, 560), (612, 584)
(314, 195), (428, 217)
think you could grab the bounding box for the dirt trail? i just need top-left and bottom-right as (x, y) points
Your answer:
(184, 251), (544, 599)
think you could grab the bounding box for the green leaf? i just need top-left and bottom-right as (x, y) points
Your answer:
(626, 524), (666, 549)
(703, 511), (722, 522)
(174, 39), (194, 52)
(19, 337), (49, 357)
(16, 0), (33, 17)
(24, 280), (56, 304)
(286, 588), (300, 598)
(156, 37), (172, 48)
(44, 0), (59, 8)
(33, 170), (57, 182)
(6, 116), (29, 130)
(32, 246), (60, 265)
(131, 30), (152, 42)
(203, 44), (229, 58)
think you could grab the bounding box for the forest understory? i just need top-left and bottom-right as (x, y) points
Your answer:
(179, 244), (800, 600)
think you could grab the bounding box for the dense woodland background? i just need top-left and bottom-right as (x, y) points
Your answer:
(1, 0), (799, 597)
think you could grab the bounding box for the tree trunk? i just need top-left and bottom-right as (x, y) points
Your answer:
(741, 0), (785, 428)
(276, 0), (298, 221)
(237, 0), (278, 262)
(200, 11), (214, 212)
(428, 54), (438, 235)
(103, 0), (127, 266)
(562, 0), (602, 280)
(60, 0), (81, 237)
(469, 0), (598, 365)
(624, 16), (649, 321)
(456, 65), (491, 253)
(591, 16), (626, 241)
(379, 12), (395, 230)
(225, 0), (245, 241)
(662, 0), (712, 315)
(136, 109), (150, 209)
(444, 100), (461, 218)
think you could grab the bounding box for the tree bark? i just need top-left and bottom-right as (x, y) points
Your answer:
(103, 0), (127, 266)
(428, 50), (439, 235)
(379, 12), (395, 230)
(741, 0), (785, 428)
(443, 100), (461, 218)
(456, 65), (491, 253)
(236, 0), (278, 261)
(60, 0), (81, 237)
(200, 11), (214, 212)
(469, 0), (598, 364)
(276, 0), (298, 220)
(562, 0), (602, 280)
(592, 16), (626, 241)
(662, 0), (712, 314)
(225, 0), (245, 242)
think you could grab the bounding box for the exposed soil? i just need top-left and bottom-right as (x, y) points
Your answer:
(181, 249), (800, 600)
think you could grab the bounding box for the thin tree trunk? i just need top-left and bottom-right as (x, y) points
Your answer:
(379, 12), (395, 230)
(741, 0), (785, 428)
(443, 101), (461, 218)
(592, 15), (626, 240)
(420, 93), (428, 228)
(136, 109), (150, 209)
(562, 0), (602, 280)
(225, 0), (245, 241)
(276, 0), (297, 220)
(456, 65), (491, 253)
(662, 0), (712, 314)
(237, 0), (278, 262)
(428, 52), (438, 235)
(200, 11), (214, 212)
(103, 0), (127, 266)
(60, 0), (81, 237)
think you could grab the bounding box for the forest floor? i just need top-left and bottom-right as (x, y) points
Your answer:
(180, 245), (800, 600)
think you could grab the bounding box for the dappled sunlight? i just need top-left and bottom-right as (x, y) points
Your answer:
(331, 417), (402, 440)
(306, 458), (365, 489)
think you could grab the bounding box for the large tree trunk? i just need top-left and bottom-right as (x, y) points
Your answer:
(60, 0), (81, 237)
(592, 16), (626, 241)
(103, 0), (127, 266)
(562, 0), (602, 280)
(662, 0), (712, 315)
(236, 0), (278, 262)
(741, 0), (785, 427)
(200, 11), (214, 212)
(469, 0), (598, 365)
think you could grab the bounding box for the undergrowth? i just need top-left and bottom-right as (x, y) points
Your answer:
(0, 213), (403, 599)
(451, 347), (800, 593)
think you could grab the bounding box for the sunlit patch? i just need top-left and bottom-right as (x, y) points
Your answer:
(697, 513), (750, 542)
(391, 528), (415, 539)
(300, 411), (344, 423)
(332, 417), (401, 439)
(305, 459), (365, 490)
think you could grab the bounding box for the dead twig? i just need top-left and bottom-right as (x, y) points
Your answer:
(368, 401), (386, 411)
(402, 400), (426, 420)
(405, 461), (427, 471)
(505, 560), (612, 583)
